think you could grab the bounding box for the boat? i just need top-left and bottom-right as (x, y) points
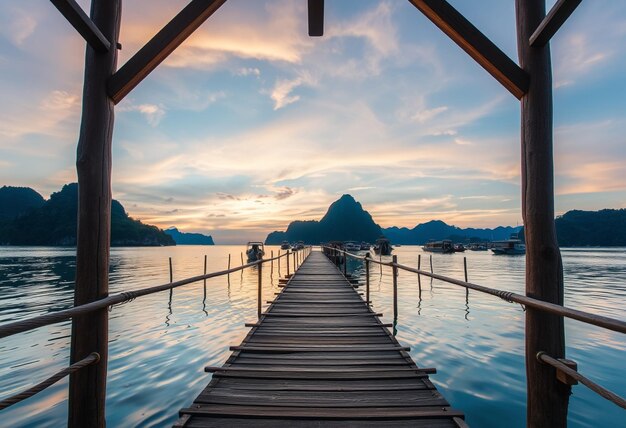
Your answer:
(491, 234), (526, 255)
(246, 242), (265, 261)
(360, 241), (371, 251)
(293, 241), (305, 250)
(422, 240), (454, 254)
(453, 243), (466, 252)
(468, 243), (488, 251)
(344, 241), (360, 252)
(280, 241), (290, 250)
(373, 237), (392, 256)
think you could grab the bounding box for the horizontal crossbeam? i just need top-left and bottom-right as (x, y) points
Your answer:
(407, 0), (529, 99)
(107, 0), (227, 104)
(50, 0), (110, 52)
(530, 0), (583, 47)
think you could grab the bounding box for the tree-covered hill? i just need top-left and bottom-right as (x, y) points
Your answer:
(0, 183), (175, 246)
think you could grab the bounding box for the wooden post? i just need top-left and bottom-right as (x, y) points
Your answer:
(418, 254), (422, 292)
(464, 256), (469, 301)
(516, 1), (569, 426)
(343, 252), (347, 276)
(429, 254), (433, 273)
(228, 254), (231, 269)
(278, 250), (281, 273)
(257, 262), (262, 319)
(69, 1), (121, 426)
(240, 252), (244, 266)
(169, 257), (173, 301)
(365, 255), (370, 305)
(392, 255), (398, 321)
(271, 250), (274, 273)
(293, 251), (297, 271)
(286, 251), (290, 276)
(203, 254), (207, 300)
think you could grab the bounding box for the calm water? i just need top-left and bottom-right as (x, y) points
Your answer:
(0, 246), (624, 427)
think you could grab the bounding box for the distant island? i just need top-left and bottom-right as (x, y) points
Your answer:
(266, 194), (626, 247)
(519, 209), (626, 247)
(266, 194), (382, 245)
(0, 184), (175, 246)
(165, 227), (214, 245)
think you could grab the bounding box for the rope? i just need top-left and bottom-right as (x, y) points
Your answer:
(0, 352), (100, 410)
(0, 249), (311, 340)
(319, 246), (626, 334)
(537, 352), (626, 410)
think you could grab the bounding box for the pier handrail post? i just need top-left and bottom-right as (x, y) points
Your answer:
(365, 254), (370, 304)
(418, 254), (422, 292)
(516, 1), (569, 425)
(463, 256), (469, 301)
(69, 0), (122, 426)
(257, 262), (262, 319)
(287, 250), (290, 276)
(343, 252), (347, 276)
(293, 251), (296, 271)
(169, 257), (174, 301)
(392, 255), (398, 321)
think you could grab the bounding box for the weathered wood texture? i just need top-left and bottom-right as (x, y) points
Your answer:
(107, 0), (227, 104)
(407, 0), (529, 99)
(50, 0), (111, 52)
(176, 251), (463, 426)
(516, 1), (569, 427)
(529, 0), (583, 47)
(69, 0), (121, 426)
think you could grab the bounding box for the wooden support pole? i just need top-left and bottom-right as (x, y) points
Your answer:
(286, 251), (290, 276)
(50, 0), (111, 52)
(69, 1), (121, 426)
(278, 250), (281, 273)
(429, 255), (433, 273)
(407, 0), (529, 99)
(392, 255), (398, 321)
(516, 1), (569, 426)
(343, 253), (347, 276)
(293, 251), (297, 271)
(417, 253), (422, 292)
(228, 254), (231, 270)
(530, 0), (582, 47)
(240, 252), (244, 266)
(203, 254), (207, 293)
(271, 250), (274, 273)
(257, 262), (262, 319)
(365, 255), (370, 305)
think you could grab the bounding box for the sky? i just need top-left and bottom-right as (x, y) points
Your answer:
(1, 0), (625, 243)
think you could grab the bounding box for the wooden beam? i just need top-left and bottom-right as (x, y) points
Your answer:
(50, 0), (111, 53)
(530, 0), (583, 47)
(407, 0), (529, 99)
(308, 0), (324, 37)
(107, 0), (227, 104)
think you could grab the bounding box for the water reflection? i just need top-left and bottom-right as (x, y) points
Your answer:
(0, 246), (624, 428)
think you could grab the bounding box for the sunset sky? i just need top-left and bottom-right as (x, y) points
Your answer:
(1, 0), (625, 243)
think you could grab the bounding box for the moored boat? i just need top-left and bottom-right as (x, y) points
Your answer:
(453, 243), (466, 252)
(344, 241), (360, 252)
(373, 237), (392, 256)
(280, 241), (290, 250)
(422, 240), (454, 254)
(246, 242), (265, 261)
(490, 234), (525, 255)
(360, 241), (371, 251)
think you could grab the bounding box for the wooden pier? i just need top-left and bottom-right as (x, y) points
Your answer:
(176, 251), (465, 427)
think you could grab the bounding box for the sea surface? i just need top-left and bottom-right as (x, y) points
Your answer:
(0, 245), (624, 427)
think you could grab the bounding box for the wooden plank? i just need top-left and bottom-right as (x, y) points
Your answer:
(530, 0), (583, 47)
(196, 389), (447, 408)
(178, 251), (461, 425)
(50, 0), (111, 52)
(107, 0), (227, 103)
(407, 0), (529, 98)
(184, 417), (458, 427)
(180, 404), (465, 419)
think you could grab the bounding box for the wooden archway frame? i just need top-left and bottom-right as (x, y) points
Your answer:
(50, 0), (583, 426)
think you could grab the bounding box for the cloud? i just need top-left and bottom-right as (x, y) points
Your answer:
(412, 106), (448, 123)
(269, 73), (315, 109)
(119, 103), (166, 126)
(0, 6), (37, 46)
(236, 67), (261, 77)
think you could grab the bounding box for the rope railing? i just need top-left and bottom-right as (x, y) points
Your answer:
(322, 245), (626, 410)
(323, 246), (626, 334)
(0, 352), (100, 410)
(537, 352), (626, 410)
(0, 249), (301, 340)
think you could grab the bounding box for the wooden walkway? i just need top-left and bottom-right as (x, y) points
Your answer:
(175, 251), (466, 427)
